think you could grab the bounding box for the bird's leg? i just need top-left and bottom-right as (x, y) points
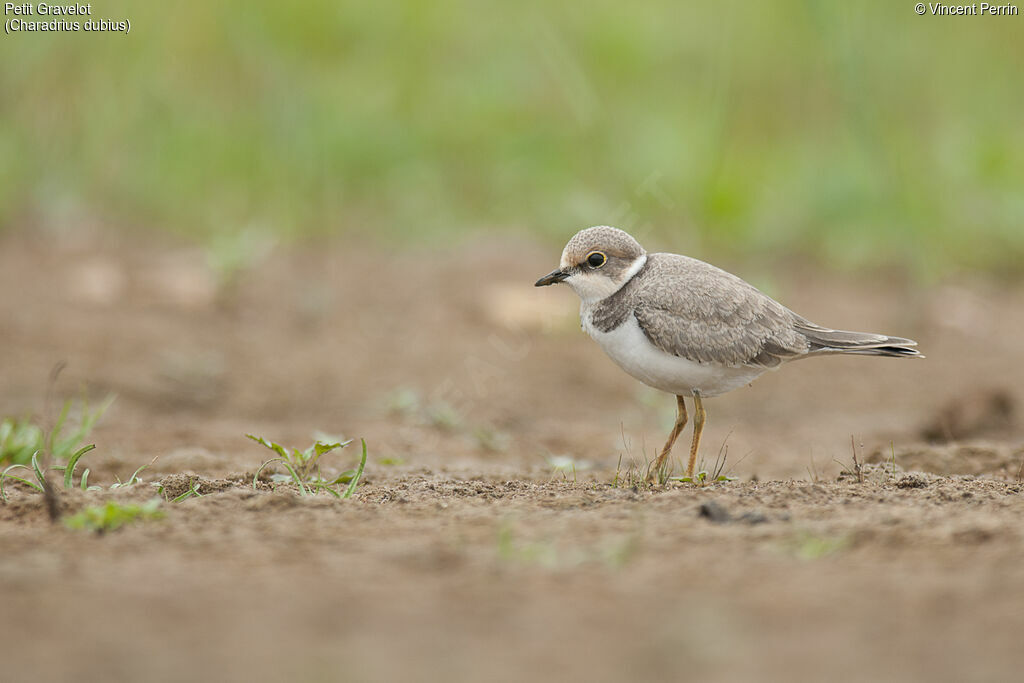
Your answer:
(647, 395), (688, 483)
(686, 391), (706, 479)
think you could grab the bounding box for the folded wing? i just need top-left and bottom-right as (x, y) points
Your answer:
(624, 254), (809, 368)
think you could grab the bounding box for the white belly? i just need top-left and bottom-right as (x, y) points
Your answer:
(581, 308), (766, 398)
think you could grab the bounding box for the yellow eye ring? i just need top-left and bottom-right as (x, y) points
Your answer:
(585, 251), (607, 269)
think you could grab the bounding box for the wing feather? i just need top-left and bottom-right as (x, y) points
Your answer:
(621, 254), (809, 368)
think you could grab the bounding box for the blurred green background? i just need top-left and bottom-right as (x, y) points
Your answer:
(2, 0), (1022, 276)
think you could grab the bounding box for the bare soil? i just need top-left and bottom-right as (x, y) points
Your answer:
(2, 229), (1023, 683)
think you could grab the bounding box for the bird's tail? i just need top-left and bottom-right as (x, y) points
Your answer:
(793, 317), (923, 358)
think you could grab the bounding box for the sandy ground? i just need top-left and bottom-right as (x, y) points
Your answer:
(1, 228), (1023, 683)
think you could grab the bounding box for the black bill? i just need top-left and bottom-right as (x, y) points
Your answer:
(534, 269), (569, 287)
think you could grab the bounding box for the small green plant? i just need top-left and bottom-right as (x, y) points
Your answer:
(611, 427), (655, 489)
(0, 395), (113, 467)
(170, 477), (204, 502)
(110, 458), (157, 490)
(248, 434), (367, 498)
(612, 454), (626, 488)
(611, 454), (652, 490)
(671, 438), (740, 486)
(649, 459), (671, 485)
(65, 499), (164, 533)
(0, 445), (96, 501)
(673, 470), (737, 485)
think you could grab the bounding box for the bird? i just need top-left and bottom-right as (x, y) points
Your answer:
(535, 226), (922, 483)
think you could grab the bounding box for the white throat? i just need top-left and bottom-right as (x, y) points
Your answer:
(565, 253), (647, 305)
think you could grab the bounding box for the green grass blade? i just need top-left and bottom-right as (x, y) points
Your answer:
(171, 479), (203, 503)
(278, 460), (307, 496)
(63, 444), (96, 489)
(125, 466), (146, 485)
(3, 475), (45, 491)
(252, 457), (284, 489)
(80, 468), (91, 490)
(124, 457), (157, 486)
(343, 439), (367, 499)
(30, 451), (46, 488)
(312, 465), (341, 498)
(1, 465), (44, 500)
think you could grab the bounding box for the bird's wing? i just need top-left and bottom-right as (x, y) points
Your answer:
(628, 254), (808, 368)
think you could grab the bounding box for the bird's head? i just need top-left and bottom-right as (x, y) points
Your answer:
(534, 226), (647, 303)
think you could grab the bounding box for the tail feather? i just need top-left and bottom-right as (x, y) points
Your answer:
(793, 318), (923, 359)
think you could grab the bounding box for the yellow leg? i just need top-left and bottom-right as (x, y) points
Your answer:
(686, 392), (706, 478)
(647, 395), (687, 483)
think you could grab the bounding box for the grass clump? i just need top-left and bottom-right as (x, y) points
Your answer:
(2, 451), (158, 502)
(0, 392), (113, 502)
(612, 443), (739, 488)
(1, 446), (96, 501)
(670, 440), (741, 486)
(0, 395), (113, 467)
(248, 434), (367, 498)
(65, 499), (164, 534)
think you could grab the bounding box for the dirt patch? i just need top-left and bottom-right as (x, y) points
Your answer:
(156, 473), (240, 499)
(2, 231), (1024, 682)
(919, 388), (1017, 442)
(873, 442), (1024, 478)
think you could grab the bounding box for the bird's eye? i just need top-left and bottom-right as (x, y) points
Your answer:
(586, 251), (607, 269)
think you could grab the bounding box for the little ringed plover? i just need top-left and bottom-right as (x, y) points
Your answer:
(535, 225), (922, 483)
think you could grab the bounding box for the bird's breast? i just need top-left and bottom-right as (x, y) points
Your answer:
(580, 304), (765, 398)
